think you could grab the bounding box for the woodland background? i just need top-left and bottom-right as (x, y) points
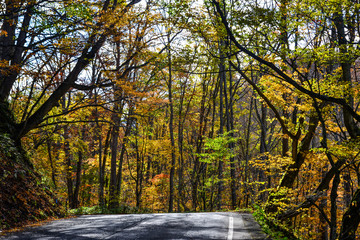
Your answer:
(1, 0), (360, 239)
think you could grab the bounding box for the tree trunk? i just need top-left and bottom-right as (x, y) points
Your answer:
(63, 124), (74, 209)
(217, 39), (226, 210)
(333, 9), (360, 138)
(266, 114), (318, 214)
(167, 33), (176, 213)
(177, 93), (185, 211)
(134, 125), (144, 209)
(46, 139), (57, 189)
(72, 150), (83, 209)
(330, 172), (340, 240)
(116, 114), (133, 202)
(99, 129), (110, 207)
(191, 80), (208, 211)
(224, 55), (236, 209)
(339, 189), (360, 239)
(278, 115), (318, 189)
(109, 119), (120, 209)
(244, 96), (253, 208)
(255, 100), (268, 202)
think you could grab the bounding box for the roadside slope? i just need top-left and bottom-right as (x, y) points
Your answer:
(0, 134), (64, 230)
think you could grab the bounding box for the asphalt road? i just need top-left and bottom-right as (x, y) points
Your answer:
(1, 212), (268, 240)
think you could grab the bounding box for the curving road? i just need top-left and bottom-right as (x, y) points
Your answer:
(1, 212), (268, 240)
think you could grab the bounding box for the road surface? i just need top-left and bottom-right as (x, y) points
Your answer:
(1, 212), (268, 239)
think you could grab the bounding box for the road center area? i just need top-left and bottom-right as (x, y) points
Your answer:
(2, 212), (268, 240)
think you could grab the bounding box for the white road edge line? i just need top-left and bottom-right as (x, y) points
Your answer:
(227, 216), (234, 240)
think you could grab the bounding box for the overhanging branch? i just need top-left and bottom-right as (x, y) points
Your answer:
(211, 0), (360, 123)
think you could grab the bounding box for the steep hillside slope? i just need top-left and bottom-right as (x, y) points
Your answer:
(0, 134), (64, 230)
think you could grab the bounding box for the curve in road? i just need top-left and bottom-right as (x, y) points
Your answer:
(1, 212), (269, 240)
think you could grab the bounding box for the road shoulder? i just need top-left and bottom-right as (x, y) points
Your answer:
(240, 213), (271, 239)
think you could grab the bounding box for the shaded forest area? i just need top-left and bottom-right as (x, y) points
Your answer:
(1, 0), (360, 239)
